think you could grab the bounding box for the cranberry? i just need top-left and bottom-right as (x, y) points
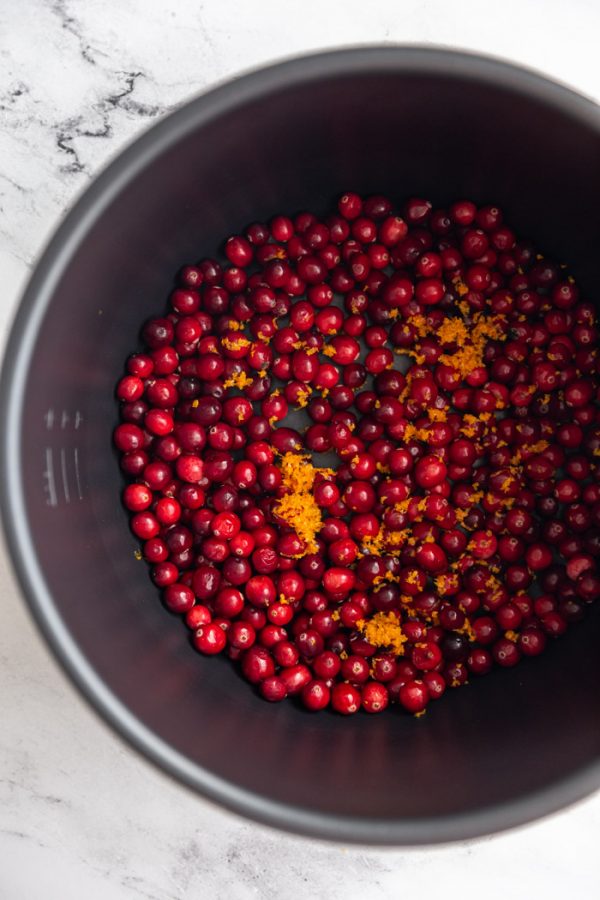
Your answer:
(398, 681), (429, 714)
(467, 648), (493, 675)
(164, 583), (195, 614)
(331, 682), (361, 714)
(415, 455), (447, 488)
(411, 642), (442, 671)
(302, 680), (331, 710)
(361, 682), (389, 713)
(260, 676), (287, 702)
(519, 629), (546, 656)
(193, 623), (226, 655)
(242, 646), (275, 683)
(493, 638), (521, 667)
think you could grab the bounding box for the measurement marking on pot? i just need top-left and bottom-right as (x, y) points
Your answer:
(43, 448), (58, 507)
(73, 448), (83, 500)
(45, 408), (83, 431)
(60, 448), (70, 503)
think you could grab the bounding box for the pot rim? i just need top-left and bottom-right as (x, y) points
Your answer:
(2, 45), (600, 845)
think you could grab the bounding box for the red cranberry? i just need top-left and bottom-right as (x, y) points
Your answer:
(493, 638), (521, 667)
(260, 676), (287, 702)
(331, 682), (361, 714)
(398, 681), (429, 714)
(193, 623), (226, 655)
(361, 682), (389, 713)
(302, 680), (331, 710)
(242, 646), (275, 683)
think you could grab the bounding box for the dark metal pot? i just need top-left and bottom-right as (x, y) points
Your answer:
(2, 47), (599, 845)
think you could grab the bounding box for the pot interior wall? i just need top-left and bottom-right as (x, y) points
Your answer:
(14, 57), (600, 838)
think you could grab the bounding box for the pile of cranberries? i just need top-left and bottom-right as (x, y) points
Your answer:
(114, 193), (600, 716)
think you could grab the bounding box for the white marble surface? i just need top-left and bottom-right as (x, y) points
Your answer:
(2, 0), (600, 897)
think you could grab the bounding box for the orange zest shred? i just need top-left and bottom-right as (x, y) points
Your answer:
(453, 280), (469, 297)
(437, 316), (469, 347)
(360, 526), (411, 558)
(397, 348), (426, 364)
(521, 440), (549, 454)
(435, 573), (460, 596)
(438, 313), (506, 379)
(408, 314), (430, 338)
(403, 423), (431, 443)
(273, 452), (333, 555)
(360, 531), (385, 556)
(427, 407), (447, 422)
(295, 386), (312, 408)
(356, 612), (407, 656)
(222, 370), (254, 390)
(221, 335), (250, 351)
(457, 620), (477, 642)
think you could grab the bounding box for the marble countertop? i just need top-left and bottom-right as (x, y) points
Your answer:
(2, 1), (600, 897)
